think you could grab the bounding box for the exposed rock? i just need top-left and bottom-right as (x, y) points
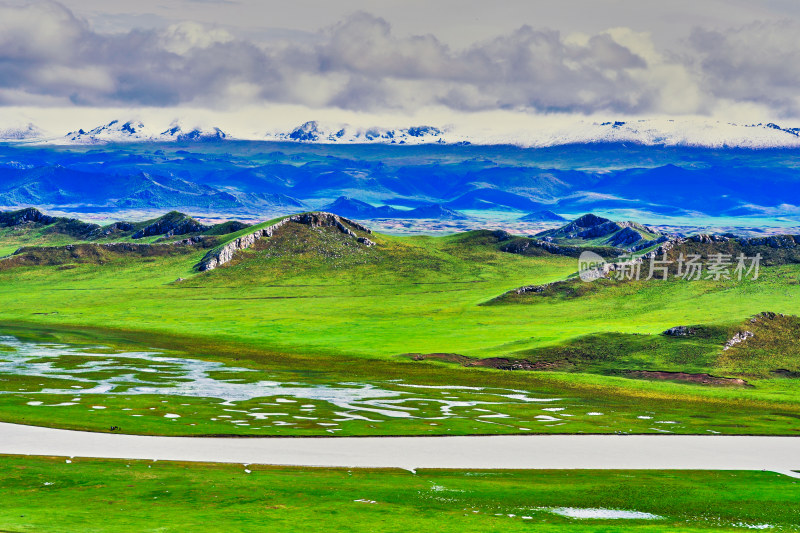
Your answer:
(628, 235), (669, 252)
(750, 311), (783, 322)
(492, 229), (512, 242)
(132, 212), (209, 239)
(738, 235), (800, 248)
(577, 220), (622, 239)
(101, 221), (136, 235)
(500, 237), (617, 259)
(513, 280), (568, 295)
(604, 226), (642, 247)
(723, 330), (754, 351)
(0, 207), (57, 226)
(662, 326), (696, 337)
(195, 212), (374, 271)
(563, 213), (611, 232)
(689, 234), (730, 244)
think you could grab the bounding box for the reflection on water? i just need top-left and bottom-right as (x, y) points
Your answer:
(0, 335), (565, 423)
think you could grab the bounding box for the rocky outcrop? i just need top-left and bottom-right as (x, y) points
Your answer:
(578, 220), (622, 239)
(512, 280), (568, 295)
(500, 238), (618, 259)
(662, 326), (696, 337)
(100, 221), (136, 235)
(0, 207), (58, 227)
(739, 235), (800, 248)
(723, 330), (754, 351)
(750, 311), (784, 323)
(604, 226), (642, 247)
(628, 235), (669, 252)
(132, 212), (209, 239)
(195, 212), (374, 271)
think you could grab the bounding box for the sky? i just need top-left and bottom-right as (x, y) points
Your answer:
(3, 0), (800, 134)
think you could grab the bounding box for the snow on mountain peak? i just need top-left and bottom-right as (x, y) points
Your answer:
(61, 120), (230, 144)
(0, 123), (43, 141)
(65, 120), (153, 144)
(273, 122), (446, 144)
(4, 115), (800, 148)
(160, 125), (228, 142)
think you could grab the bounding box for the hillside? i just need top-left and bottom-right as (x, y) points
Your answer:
(535, 213), (666, 250)
(0, 208), (249, 256)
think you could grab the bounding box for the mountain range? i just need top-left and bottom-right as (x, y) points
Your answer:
(322, 197), (466, 220)
(5, 117), (800, 149)
(0, 141), (798, 220)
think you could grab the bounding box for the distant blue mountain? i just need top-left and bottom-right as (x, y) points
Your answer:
(0, 142), (798, 219)
(445, 188), (547, 211)
(518, 210), (567, 222)
(322, 196), (466, 220)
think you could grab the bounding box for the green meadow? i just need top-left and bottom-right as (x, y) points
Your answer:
(0, 219), (799, 435)
(0, 455), (797, 532)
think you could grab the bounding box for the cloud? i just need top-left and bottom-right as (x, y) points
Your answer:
(0, 1), (796, 118)
(690, 21), (800, 116)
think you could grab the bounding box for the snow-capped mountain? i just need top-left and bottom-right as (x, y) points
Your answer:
(0, 123), (44, 141)
(505, 119), (800, 149)
(6, 117), (800, 148)
(267, 121), (448, 145)
(65, 120), (155, 144)
(159, 125), (228, 142)
(62, 120), (230, 144)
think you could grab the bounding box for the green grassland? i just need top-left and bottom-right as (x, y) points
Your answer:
(0, 455), (797, 532)
(1, 214), (800, 435)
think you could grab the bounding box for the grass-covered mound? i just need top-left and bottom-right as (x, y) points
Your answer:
(717, 312), (800, 376)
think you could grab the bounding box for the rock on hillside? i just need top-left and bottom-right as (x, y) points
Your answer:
(0, 207), (102, 239)
(196, 212), (375, 271)
(132, 212), (209, 239)
(0, 207), (58, 226)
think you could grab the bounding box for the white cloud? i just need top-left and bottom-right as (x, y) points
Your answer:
(0, 1), (799, 120)
(160, 21), (234, 55)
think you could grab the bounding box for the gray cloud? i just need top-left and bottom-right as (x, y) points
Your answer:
(0, 1), (798, 117)
(690, 21), (800, 116)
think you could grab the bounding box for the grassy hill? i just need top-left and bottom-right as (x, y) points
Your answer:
(1, 209), (800, 436)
